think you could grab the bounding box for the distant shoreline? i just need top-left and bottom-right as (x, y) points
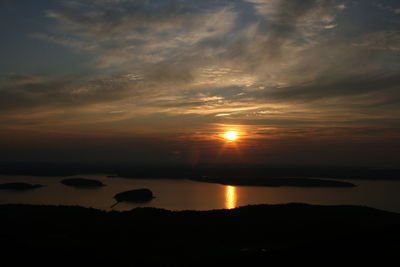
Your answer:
(1, 162), (399, 180)
(189, 176), (356, 187)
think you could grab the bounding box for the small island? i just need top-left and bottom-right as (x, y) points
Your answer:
(60, 178), (105, 188)
(112, 188), (154, 208)
(0, 182), (43, 190)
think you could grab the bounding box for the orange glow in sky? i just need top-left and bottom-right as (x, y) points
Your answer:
(223, 131), (239, 141)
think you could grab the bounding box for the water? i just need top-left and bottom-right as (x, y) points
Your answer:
(1, 174), (400, 213)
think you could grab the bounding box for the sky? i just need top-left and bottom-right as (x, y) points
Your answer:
(0, 0), (399, 166)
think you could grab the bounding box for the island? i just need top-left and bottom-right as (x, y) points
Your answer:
(192, 177), (356, 187)
(0, 182), (43, 190)
(111, 188), (154, 208)
(60, 178), (105, 187)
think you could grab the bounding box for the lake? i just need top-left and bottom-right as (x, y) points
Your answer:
(1, 174), (400, 213)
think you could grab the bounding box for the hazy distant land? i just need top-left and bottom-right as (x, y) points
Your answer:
(2, 162), (400, 189)
(1, 162), (398, 181)
(191, 176), (356, 187)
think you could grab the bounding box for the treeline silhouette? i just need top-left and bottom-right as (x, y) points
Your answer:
(0, 203), (399, 266)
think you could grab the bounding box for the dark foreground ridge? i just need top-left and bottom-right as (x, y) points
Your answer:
(0, 203), (399, 266)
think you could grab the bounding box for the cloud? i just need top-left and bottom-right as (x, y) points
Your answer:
(354, 30), (400, 52)
(265, 72), (400, 102)
(35, 0), (346, 78)
(36, 0), (237, 68)
(0, 74), (140, 112)
(0, 0), (398, 142)
(377, 3), (400, 14)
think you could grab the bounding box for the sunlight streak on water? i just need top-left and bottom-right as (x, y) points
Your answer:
(225, 185), (237, 209)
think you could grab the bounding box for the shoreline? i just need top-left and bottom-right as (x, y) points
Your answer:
(190, 176), (356, 187)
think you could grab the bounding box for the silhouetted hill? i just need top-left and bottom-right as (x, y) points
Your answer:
(0, 203), (399, 266)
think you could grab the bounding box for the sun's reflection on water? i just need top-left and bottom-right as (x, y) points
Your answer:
(225, 185), (237, 209)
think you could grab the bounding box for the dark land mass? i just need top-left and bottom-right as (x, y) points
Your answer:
(1, 203), (399, 266)
(60, 178), (105, 187)
(0, 182), (43, 190)
(0, 162), (399, 180)
(191, 177), (356, 187)
(113, 165), (400, 181)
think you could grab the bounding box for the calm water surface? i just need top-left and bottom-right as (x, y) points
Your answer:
(1, 174), (400, 213)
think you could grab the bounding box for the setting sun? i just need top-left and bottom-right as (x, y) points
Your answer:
(223, 131), (238, 141)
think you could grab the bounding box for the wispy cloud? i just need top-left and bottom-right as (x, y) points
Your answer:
(1, 0), (399, 144)
(354, 30), (400, 52)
